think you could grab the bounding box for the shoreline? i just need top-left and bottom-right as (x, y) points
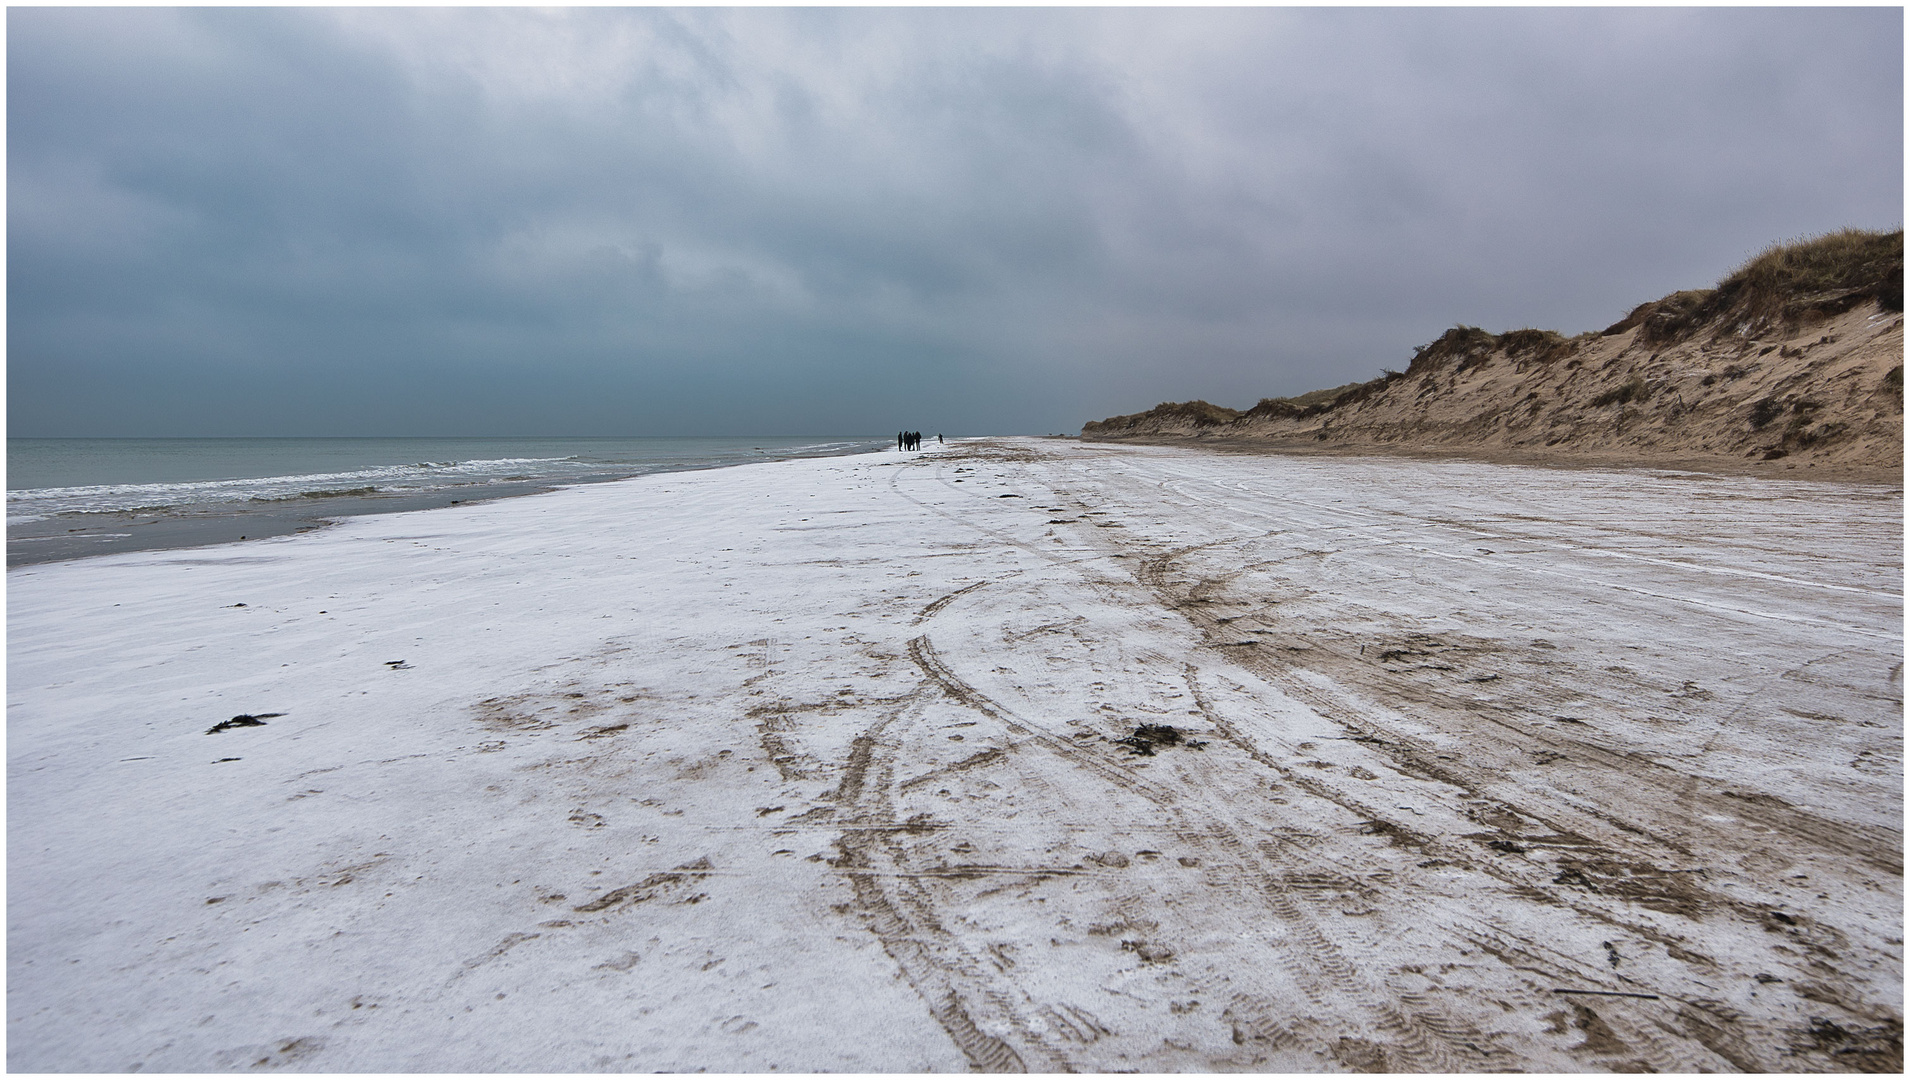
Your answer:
(4, 477), (558, 568)
(10, 437), (1900, 1071)
(6, 439), (892, 568)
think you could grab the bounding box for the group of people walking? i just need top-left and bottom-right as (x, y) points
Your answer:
(896, 431), (940, 450)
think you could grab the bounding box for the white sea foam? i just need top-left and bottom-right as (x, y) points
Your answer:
(7, 446), (877, 520)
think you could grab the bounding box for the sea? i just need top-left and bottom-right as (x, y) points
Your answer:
(7, 436), (890, 566)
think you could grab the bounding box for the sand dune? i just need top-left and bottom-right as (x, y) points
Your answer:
(1086, 230), (1904, 483)
(8, 439), (1902, 1071)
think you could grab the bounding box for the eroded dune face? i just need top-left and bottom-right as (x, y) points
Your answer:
(9, 439), (1902, 1072)
(1086, 232), (1905, 481)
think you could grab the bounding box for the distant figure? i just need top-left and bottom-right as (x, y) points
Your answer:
(897, 431), (905, 450)
(937, 434), (943, 444)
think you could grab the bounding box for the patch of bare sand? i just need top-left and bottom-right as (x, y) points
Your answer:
(1105, 431), (1903, 486)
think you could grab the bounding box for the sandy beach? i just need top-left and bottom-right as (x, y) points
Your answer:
(8, 437), (1902, 1071)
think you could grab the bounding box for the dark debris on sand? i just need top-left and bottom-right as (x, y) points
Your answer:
(1116, 723), (1208, 756)
(206, 712), (283, 735)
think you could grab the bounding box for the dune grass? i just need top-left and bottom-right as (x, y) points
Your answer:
(1637, 229), (1903, 342)
(1722, 228), (1903, 309)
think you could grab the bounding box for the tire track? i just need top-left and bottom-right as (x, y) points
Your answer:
(1123, 517), (1895, 1066)
(915, 581), (989, 624)
(733, 630), (1044, 1071)
(824, 684), (1063, 1072)
(907, 635), (1176, 807)
(867, 444), (1896, 1068)
(1149, 533), (1901, 886)
(1180, 652), (1735, 956)
(907, 631), (1502, 1070)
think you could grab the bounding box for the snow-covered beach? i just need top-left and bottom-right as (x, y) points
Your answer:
(9, 437), (1902, 1071)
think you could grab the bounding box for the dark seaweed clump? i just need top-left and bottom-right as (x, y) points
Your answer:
(206, 712), (281, 734)
(1116, 724), (1207, 756)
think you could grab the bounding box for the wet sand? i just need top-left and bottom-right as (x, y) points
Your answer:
(6, 479), (558, 567)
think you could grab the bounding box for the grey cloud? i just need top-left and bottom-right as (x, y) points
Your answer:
(8, 7), (1901, 436)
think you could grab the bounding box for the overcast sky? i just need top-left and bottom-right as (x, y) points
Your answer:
(9, 7), (1902, 437)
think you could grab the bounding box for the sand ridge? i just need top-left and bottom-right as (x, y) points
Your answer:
(1085, 232), (1905, 484)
